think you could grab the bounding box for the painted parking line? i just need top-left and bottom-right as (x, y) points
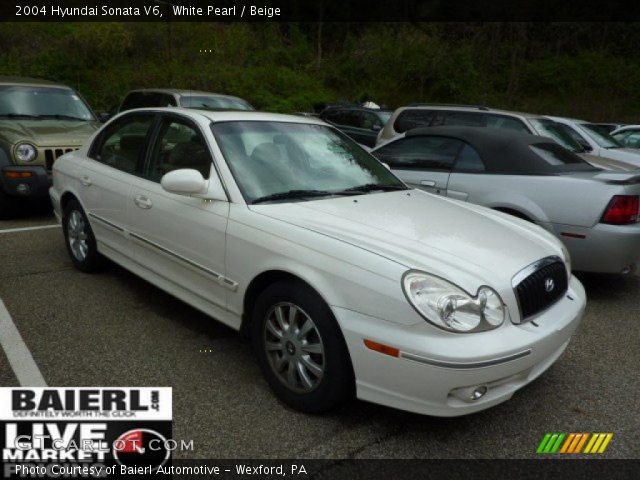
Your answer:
(0, 224), (59, 234)
(0, 298), (47, 386)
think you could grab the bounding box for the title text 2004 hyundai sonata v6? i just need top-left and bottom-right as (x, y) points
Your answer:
(49, 109), (586, 416)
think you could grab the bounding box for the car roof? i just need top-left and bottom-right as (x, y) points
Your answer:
(612, 124), (640, 133)
(123, 108), (327, 125)
(396, 104), (546, 120)
(546, 115), (587, 124)
(403, 125), (596, 174)
(323, 105), (392, 113)
(126, 88), (245, 100)
(0, 76), (71, 88)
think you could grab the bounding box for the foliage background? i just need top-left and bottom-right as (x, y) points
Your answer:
(1, 22), (639, 121)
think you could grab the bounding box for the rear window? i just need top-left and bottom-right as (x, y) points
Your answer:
(529, 142), (598, 171)
(393, 109), (435, 133)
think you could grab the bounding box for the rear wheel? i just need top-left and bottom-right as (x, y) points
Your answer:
(251, 280), (354, 413)
(62, 199), (104, 272)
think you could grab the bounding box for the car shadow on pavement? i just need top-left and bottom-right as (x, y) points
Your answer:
(574, 271), (640, 302)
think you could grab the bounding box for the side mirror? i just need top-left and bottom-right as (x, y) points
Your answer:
(160, 169), (226, 201)
(98, 112), (112, 123)
(382, 162), (391, 170)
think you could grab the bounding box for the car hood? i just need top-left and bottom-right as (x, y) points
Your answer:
(579, 153), (640, 172)
(0, 119), (99, 146)
(251, 190), (563, 290)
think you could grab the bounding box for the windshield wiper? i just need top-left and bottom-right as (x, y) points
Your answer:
(0, 113), (43, 119)
(339, 183), (408, 193)
(38, 114), (90, 121)
(252, 189), (339, 204)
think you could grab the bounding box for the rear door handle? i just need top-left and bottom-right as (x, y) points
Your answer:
(134, 195), (153, 210)
(420, 180), (436, 187)
(80, 176), (92, 187)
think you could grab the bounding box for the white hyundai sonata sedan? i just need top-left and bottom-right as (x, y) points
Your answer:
(50, 109), (586, 417)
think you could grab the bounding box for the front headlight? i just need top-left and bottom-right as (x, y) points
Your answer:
(402, 271), (505, 333)
(15, 143), (37, 163)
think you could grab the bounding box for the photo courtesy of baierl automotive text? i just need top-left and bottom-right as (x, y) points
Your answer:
(0, 1), (639, 479)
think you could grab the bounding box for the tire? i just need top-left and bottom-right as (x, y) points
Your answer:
(251, 279), (355, 413)
(62, 199), (105, 272)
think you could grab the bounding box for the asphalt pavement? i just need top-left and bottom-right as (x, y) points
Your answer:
(1, 211), (638, 459)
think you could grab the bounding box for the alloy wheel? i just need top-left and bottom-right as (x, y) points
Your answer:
(263, 302), (325, 393)
(67, 210), (89, 262)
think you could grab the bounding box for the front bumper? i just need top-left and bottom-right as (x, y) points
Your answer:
(333, 276), (586, 417)
(550, 221), (640, 274)
(0, 165), (52, 199)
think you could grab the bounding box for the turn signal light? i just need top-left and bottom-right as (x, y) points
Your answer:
(4, 171), (33, 179)
(364, 339), (399, 357)
(601, 195), (640, 225)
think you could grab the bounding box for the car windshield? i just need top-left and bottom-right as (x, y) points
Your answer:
(180, 95), (253, 111)
(580, 123), (624, 148)
(0, 85), (94, 120)
(211, 121), (407, 203)
(529, 119), (585, 153)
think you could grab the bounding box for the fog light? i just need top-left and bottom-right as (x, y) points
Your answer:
(471, 386), (488, 400)
(450, 384), (490, 403)
(16, 183), (30, 196)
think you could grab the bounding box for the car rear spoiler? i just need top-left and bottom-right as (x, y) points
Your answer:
(592, 172), (640, 185)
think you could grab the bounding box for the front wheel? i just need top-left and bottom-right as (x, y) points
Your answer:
(62, 199), (104, 272)
(251, 280), (355, 413)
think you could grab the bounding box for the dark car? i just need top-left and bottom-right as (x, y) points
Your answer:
(320, 106), (391, 147)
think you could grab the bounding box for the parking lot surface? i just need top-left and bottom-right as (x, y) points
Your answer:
(1, 212), (639, 459)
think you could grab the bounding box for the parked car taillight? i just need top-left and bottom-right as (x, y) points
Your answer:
(601, 195), (640, 225)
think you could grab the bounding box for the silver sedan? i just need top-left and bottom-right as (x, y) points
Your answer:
(372, 126), (640, 274)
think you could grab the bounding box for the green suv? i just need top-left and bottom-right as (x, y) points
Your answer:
(0, 77), (99, 218)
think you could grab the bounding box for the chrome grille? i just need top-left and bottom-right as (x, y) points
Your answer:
(44, 147), (77, 172)
(513, 257), (568, 322)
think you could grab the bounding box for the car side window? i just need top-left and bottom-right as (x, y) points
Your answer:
(324, 109), (347, 126)
(341, 110), (363, 128)
(361, 112), (382, 130)
(617, 131), (640, 148)
(394, 109), (435, 133)
(145, 117), (212, 183)
(485, 114), (529, 133)
(373, 136), (462, 171)
(91, 114), (155, 174)
(454, 144), (486, 172)
(563, 126), (592, 151)
(439, 111), (485, 127)
(161, 94), (177, 107)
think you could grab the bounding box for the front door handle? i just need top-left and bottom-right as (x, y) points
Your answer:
(420, 180), (436, 187)
(80, 176), (92, 187)
(134, 195), (153, 210)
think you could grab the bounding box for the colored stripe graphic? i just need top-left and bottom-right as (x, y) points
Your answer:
(537, 433), (613, 454)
